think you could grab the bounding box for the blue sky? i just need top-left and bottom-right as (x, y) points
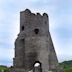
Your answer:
(0, 0), (72, 66)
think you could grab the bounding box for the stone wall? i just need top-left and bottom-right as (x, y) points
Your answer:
(11, 9), (63, 72)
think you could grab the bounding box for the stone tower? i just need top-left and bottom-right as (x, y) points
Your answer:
(11, 9), (62, 72)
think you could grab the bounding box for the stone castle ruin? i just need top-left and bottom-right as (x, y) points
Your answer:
(10, 9), (63, 72)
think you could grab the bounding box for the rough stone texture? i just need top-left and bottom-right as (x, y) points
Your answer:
(10, 9), (63, 72)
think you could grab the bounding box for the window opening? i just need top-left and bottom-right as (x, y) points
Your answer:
(34, 29), (39, 34)
(21, 26), (24, 31)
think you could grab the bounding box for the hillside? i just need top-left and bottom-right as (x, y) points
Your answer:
(0, 65), (10, 72)
(59, 60), (72, 72)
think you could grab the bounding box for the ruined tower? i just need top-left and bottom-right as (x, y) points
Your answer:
(11, 9), (62, 72)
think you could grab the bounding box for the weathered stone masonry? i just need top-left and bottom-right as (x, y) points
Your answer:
(10, 9), (63, 72)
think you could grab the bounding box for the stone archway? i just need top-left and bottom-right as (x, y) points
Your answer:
(33, 61), (42, 72)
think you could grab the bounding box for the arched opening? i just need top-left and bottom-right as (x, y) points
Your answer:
(33, 61), (42, 72)
(34, 29), (39, 34)
(34, 62), (40, 67)
(34, 61), (41, 67)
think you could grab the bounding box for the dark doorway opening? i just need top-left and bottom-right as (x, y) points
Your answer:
(33, 61), (42, 72)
